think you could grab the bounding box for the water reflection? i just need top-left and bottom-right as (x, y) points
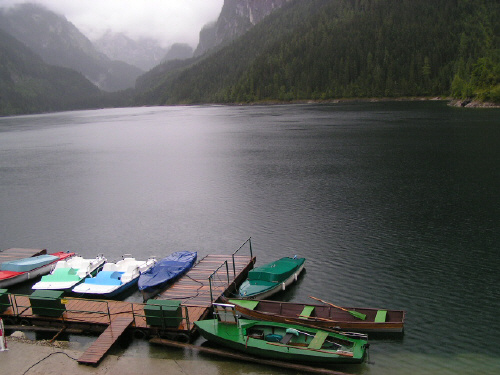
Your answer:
(1, 102), (499, 374)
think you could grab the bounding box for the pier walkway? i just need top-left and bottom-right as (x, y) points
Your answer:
(1, 239), (256, 345)
(1, 253), (254, 338)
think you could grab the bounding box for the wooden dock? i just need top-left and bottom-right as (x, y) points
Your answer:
(1, 252), (255, 340)
(0, 248), (47, 262)
(77, 316), (133, 365)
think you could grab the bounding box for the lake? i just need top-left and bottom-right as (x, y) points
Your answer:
(1, 101), (499, 374)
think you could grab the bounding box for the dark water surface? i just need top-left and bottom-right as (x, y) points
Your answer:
(1, 102), (499, 374)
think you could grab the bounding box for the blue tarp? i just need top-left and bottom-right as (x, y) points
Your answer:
(138, 251), (197, 292)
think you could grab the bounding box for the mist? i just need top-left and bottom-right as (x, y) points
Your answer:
(0, 0), (224, 47)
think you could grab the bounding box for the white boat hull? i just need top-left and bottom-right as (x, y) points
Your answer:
(32, 257), (106, 291)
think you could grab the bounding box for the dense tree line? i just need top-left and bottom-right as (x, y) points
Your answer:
(136, 0), (499, 105)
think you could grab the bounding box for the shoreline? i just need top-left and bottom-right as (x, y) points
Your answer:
(1, 335), (225, 375)
(222, 96), (500, 108)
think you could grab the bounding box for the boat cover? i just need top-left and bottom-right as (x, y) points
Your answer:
(0, 254), (58, 272)
(247, 257), (305, 282)
(138, 251), (197, 291)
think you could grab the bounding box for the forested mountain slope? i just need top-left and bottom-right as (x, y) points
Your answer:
(135, 0), (499, 105)
(0, 28), (101, 116)
(0, 3), (143, 92)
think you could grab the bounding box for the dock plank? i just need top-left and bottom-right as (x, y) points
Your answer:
(78, 316), (133, 365)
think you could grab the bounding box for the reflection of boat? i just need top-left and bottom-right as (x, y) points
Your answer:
(0, 252), (75, 288)
(195, 303), (368, 364)
(72, 256), (156, 297)
(224, 297), (405, 334)
(32, 255), (106, 291)
(138, 251), (197, 301)
(238, 256), (305, 299)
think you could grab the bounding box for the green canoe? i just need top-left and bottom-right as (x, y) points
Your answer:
(195, 304), (368, 364)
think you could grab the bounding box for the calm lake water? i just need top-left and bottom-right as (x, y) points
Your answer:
(1, 102), (499, 374)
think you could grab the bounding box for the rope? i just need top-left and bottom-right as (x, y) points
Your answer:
(22, 351), (78, 375)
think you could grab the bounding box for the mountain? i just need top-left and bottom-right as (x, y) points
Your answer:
(194, 0), (291, 57)
(0, 28), (102, 116)
(0, 3), (143, 92)
(136, 0), (500, 105)
(94, 31), (168, 71)
(162, 43), (193, 62)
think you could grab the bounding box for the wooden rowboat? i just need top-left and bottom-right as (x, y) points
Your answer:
(195, 303), (368, 364)
(224, 297), (405, 334)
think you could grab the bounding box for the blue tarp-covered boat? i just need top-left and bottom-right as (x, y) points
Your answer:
(138, 251), (197, 301)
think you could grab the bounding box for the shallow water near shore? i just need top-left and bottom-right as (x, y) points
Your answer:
(1, 101), (499, 374)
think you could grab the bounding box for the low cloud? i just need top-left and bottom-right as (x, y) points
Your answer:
(0, 0), (224, 47)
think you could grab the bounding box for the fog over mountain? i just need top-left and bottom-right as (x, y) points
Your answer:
(0, 0), (224, 48)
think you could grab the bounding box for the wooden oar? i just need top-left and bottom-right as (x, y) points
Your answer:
(309, 296), (367, 320)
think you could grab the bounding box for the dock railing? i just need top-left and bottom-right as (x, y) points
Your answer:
(1, 292), (191, 331)
(208, 237), (253, 304)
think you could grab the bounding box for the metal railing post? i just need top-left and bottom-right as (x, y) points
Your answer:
(209, 276), (213, 304)
(130, 302), (135, 326)
(184, 305), (190, 330)
(225, 260), (229, 284)
(106, 301), (111, 324)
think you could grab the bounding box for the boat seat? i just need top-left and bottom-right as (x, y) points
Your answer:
(308, 331), (329, 350)
(229, 299), (259, 310)
(280, 333), (295, 345)
(375, 310), (387, 322)
(215, 304), (238, 324)
(299, 305), (315, 319)
(54, 261), (69, 270)
(125, 265), (138, 273)
(103, 263), (118, 272)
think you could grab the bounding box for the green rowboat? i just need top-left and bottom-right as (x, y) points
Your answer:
(238, 256), (305, 299)
(195, 304), (368, 364)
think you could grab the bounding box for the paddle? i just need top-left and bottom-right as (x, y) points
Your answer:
(309, 296), (367, 320)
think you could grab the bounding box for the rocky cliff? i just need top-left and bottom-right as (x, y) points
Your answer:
(94, 31), (168, 72)
(194, 0), (291, 57)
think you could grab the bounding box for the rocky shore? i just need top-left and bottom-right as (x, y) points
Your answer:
(449, 99), (500, 108)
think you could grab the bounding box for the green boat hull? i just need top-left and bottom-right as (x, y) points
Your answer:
(195, 318), (367, 364)
(239, 257), (306, 299)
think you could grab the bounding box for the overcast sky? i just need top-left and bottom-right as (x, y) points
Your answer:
(1, 0), (224, 47)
